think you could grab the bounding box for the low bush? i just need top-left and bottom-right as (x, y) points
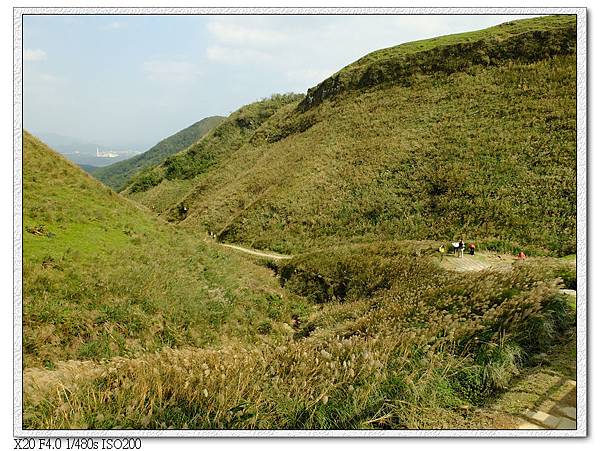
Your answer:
(555, 265), (576, 290)
(128, 169), (163, 193)
(278, 241), (440, 303)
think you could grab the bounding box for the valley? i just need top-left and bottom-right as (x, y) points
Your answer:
(21, 15), (578, 431)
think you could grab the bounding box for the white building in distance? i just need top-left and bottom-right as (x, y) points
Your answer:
(96, 147), (119, 158)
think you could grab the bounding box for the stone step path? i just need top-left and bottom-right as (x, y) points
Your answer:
(517, 379), (577, 430)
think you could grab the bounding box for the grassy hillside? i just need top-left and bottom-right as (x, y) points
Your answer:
(22, 131), (308, 368)
(24, 240), (575, 429)
(22, 132), (576, 430)
(299, 15), (575, 111)
(91, 116), (225, 191)
(127, 15), (576, 256)
(126, 93), (303, 215)
(22, 15), (578, 431)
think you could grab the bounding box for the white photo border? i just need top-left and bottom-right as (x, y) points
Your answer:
(13, 6), (587, 438)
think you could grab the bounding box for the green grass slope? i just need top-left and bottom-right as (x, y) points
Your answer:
(23, 131), (308, 368)
(126, 93), (303, 215)
(130, 15), (576, 256)
(299, 15), (575, 111)
(91, 116), (225, 191)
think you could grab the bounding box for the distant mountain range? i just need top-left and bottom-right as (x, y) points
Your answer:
(90, 116), (225, 191)
(32, 132), (147, 168)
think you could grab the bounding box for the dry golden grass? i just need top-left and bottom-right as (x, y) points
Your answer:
(24, 258), (574, 430)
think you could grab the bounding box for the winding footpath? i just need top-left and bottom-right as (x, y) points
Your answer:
(218, 242), (292, 260)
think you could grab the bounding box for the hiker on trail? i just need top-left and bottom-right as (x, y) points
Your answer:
(438, 244), (446, 261)
(179, 204), (188, 218)
(452, 242), (459, 254)
(458, 238), (465, 258)
(517, 251), (527, 260)
(469, 243), (475, 256)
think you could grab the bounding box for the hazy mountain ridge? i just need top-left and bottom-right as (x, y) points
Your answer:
(91, 115), (226, 191)
(32, 131), (146, 168)
(124, 93), (303, 209)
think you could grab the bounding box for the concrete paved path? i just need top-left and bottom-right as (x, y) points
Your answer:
(518, 379), (577, 430)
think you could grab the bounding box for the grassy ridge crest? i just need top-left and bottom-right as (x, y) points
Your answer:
(299, 15), (575, 111)
(126, 94), (303, 198)
(127, 16), (576, 256)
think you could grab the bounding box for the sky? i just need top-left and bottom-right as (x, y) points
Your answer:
(23, 13), (540, 151)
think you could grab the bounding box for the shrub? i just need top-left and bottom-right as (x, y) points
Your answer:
(278, 241), (441, 303)
(555, 265), (576, 290)
(257, 321), (272, 335)
(128, 169), (163, 193)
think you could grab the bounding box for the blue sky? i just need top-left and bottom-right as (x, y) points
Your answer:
(23, 14), (539, 150)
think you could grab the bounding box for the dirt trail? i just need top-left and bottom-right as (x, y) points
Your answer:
(439, 251), (514, 272)
(218, 243), (292, 260)
(218, 244), (575, 280)
(218, 244), (513, 270)
(217, 242), (517, 270)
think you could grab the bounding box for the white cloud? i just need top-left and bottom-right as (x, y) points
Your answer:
(204, 18), (292, 67)
(206, 46), (273, 65)
(201, 15), (545, 95)
(143, 59), (202, 83)
(104, 21), (124, 30)
(207, 20), (285, 47)
(24, 48), (47, 62)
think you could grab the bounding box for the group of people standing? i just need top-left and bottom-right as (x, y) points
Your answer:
(438, 238), (475, 259)
(438, 239), (528, 260)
